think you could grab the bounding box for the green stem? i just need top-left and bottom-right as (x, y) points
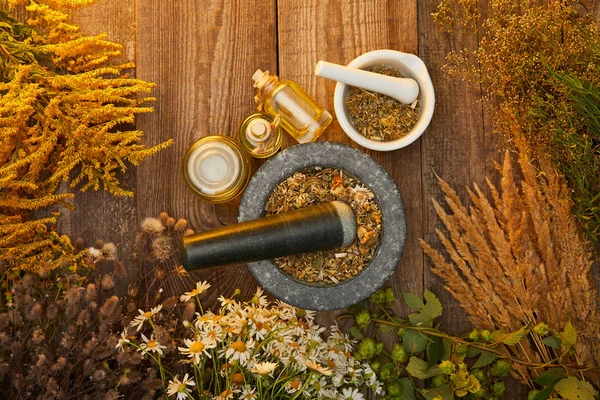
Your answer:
(370, 317), (597, 371)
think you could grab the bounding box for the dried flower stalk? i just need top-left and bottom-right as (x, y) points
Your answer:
(420, 148), (600, 383)
(0, 0), (172, 274)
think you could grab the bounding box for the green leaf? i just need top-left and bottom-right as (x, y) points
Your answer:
(398, 377), (416, 400)
(560, 321), (577, 349)
(491, 325), (529, 345)
(532, 386), (554, 400)
(403, 293), (425, 311)
(422, 290), (443, 319)
(403, 329), (429, 354)
(421, 384), (453, 400)
(472, 351), (498, 368)
(442, 339), (452, 360)
(465, 346), (481, 358)
(426, 337), (445, 364)
(406, 356), (442, 379)
(541, 336), (562, 349)
(408, 312), (433, 327)
(555, 377), (597, 400)
(534, 369), (567, 387)
(350, 326), (364, 339)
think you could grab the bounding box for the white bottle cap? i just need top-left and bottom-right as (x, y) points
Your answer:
(185, 140), (240, 196)
(245, 118), (272, 145)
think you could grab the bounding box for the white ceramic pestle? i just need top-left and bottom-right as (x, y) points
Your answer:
(315, 60), (419, 104)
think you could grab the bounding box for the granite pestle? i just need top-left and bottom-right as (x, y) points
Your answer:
(181, 201), (356, 270)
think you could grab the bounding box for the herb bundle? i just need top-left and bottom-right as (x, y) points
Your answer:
(0, 0), (172, 274)
(420, 148), (600, 395)
(433, 0), (600, 253)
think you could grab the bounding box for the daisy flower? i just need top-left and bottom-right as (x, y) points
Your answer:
(340, 387), (365, 400)
(303, 359), (333, 376)
(250, 287), (268, 307)
(240, 385), (257, 400)
(312, 377), (330, 398)
(130, 305), (162, 331)
(139, 333), (166, 355)
(248, 361), (278, 375)
(178, 336), (215, 364)
(115, 329), (130, 352)
(167, 373), (195, 400)
(180, 281), (211, 302)
(284, 379), (303, 394)
(224, 338), (255, 366)
(351, 185), (374, 207)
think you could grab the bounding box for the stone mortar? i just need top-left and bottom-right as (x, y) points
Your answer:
(238, 142), (406, 310)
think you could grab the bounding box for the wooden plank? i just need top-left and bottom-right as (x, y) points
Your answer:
(134, 0), (278, 300)
(419, 0), (492, 335)
(277, 0), (422, 328)
(65, 1), (139, 296)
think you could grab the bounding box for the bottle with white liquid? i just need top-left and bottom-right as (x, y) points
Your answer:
(183, 136), (252, 203)
(252, 69), (332, 143)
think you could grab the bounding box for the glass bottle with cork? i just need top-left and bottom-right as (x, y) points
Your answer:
(252, 69), (332, 143)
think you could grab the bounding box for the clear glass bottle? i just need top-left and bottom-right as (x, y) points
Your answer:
(238, 113), (283, 158)
(252, 69), (332, 143)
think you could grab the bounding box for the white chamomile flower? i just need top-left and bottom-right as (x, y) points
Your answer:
(303, 358), (333, 376)
(340, 387), (365, 400)
(180, 281), (211, 302)
(130, 305), (162, 331)
(167, 373), (195, 400)
(178, 336), (215, 364)
(248, 361), (278, 375)
(115, 329), (130, 352)
(139, 333), (166, 355)
(250, 287), (268, 306)
(240, 385), (257, 400)
(224, 338), (255, 366)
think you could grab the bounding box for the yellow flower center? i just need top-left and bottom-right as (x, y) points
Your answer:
(178, 383), (186, 392)
(147, 340), (157, 348)
(231, 341), (247, 352)
(143, 311), (153, 318)
(189, 289), (199, 296)
(190, 341), (205, 353)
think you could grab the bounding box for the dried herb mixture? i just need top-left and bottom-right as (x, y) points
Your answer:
(345, 66), (420, 141)
(265, 168), (381, 285)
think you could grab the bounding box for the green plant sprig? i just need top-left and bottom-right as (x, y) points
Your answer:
(346, 288), (599, 400)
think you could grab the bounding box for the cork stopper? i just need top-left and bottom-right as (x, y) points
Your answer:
(245, 118), (272, 144)
(252, 69), (272, 90)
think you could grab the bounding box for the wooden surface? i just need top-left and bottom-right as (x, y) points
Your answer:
(60, 0), (597, 397)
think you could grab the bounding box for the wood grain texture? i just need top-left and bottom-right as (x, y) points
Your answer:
(57, 1), (598, 397)
(277, 0), (422, 332)
(134, 0), (277, 298)
(64, 1), (138, 295)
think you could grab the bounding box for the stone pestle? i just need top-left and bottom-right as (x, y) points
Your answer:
(181, 201), (356, 270)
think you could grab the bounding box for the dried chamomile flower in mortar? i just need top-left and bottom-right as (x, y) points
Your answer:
(265, 168), (382, 285)
(345, 65), (420, 141)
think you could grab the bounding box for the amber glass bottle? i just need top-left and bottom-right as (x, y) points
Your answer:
(252, 69), (332, 143)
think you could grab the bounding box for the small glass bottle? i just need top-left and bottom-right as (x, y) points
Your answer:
(238, 113), (283, 158)
(183, 136), (252, 204)
(252, 69), (332, 143)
